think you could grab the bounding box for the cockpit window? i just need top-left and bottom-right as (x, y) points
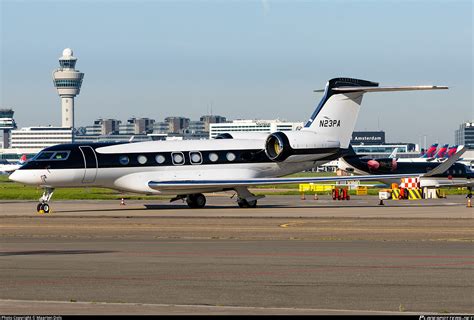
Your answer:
(34, 151), (70, 161)
(52, 151), (70, 160)
(35, 152), (55, 161)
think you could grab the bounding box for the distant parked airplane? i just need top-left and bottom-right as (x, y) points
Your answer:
(434, 144), (449, 159)
(338, 146), (473, 191)
(421, 143), (438, 158)
(0, 155), (27, 174)
(446, 145), (459, 158)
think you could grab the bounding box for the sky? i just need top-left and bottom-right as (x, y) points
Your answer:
(1, 0), (472, 146)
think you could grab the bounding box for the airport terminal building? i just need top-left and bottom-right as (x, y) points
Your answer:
(350, 131), (418, 158)
(209, 120), (303, 139)
(455, 121), (474, 148)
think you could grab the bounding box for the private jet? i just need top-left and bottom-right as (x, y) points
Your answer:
(9, 77), (448, 213)
(338, 145), (473, 191)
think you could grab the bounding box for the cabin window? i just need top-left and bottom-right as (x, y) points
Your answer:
(226, 152), (236, 162)
(137, 155), (147, 165)
(155, 154), (166, 164)
(119, 155), (130, 165)
(209, 153), (219, 162)
(172, 152), (185, 165)
(190, 151), (202, 165)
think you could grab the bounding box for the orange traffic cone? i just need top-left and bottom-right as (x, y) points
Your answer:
(120, 198), (126, 206)
(301, 192), (306, 200)
(467, 198), (472, 208)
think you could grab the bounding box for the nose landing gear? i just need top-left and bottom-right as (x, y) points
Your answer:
(37, 187), (55, 214)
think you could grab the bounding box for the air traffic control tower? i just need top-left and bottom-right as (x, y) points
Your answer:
(0, 109), (16, 148)
(52, 48), (84, 128)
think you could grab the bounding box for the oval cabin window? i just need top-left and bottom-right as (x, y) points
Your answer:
(137, 155), (147, 164)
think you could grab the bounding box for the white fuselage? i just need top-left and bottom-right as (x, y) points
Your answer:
(9, 138), (336, 195)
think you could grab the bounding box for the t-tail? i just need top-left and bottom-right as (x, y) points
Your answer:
(302, 78), (447, 149)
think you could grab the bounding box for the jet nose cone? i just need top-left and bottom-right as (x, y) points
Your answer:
(9, 170), (35, 185)
(8, 170), (20, 182)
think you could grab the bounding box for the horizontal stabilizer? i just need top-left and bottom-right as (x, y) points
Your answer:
(314, 86), (448, 93)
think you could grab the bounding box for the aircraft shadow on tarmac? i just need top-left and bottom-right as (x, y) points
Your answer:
(0, 250), (117, 257)
(53, 201), (461, 213)
(143, 203), (461, 209)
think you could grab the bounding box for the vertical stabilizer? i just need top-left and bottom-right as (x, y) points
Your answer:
(303, 78), (378, 149)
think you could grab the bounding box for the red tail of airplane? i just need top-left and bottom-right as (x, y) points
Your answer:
(19, 154), (27, 164)
(435, 144), (449, 158)
(446, 146), (458, 158)
(422, 144), (438, 158)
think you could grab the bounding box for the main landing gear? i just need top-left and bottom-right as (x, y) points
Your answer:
(170, 188), (264, 209)
(37, 187), (54, 214)
(234, 186), (264, 209)
(186, 193), (207, 209)
(237, 198), (257, 208)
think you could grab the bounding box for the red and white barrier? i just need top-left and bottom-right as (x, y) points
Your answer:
(400, 177), (420, 189)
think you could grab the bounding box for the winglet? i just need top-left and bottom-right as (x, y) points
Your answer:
(389, 148), (398, 159)
(422, 145), (466, 177)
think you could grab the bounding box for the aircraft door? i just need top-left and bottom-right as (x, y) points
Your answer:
(79, 146), (98, 183)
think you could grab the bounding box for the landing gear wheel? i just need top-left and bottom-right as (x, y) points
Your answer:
(42, 203), (50, 213)
(37, 187), (54, 214)
(237, 199), (257, 208)
(37, 203), (50, 214)
(186, 193), (206, 209)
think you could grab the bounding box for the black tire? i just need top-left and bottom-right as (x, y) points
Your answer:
(237, 199), (257, 208)
(194, 194), (206, 208)
(247, 200), (257, 208)
(37, 203), (43, 212)
(42, 203), (50, 213)
(186, 194), (206, 208)
(237, 200), (248, 208)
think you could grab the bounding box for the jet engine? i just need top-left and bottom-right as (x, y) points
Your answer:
(264, 131), (340, 162)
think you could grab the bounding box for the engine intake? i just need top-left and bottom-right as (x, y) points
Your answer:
(265, 132), (291, 162)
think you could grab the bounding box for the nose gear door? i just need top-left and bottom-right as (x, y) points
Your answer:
(79, 146), (98, 183)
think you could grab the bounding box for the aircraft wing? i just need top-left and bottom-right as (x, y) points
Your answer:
(422, 146), (466, 177)
(420, 178), (474, 188)
(148, 173), (414, 191)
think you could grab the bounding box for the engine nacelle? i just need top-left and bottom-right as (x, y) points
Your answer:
(264, 131), (340, 162)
